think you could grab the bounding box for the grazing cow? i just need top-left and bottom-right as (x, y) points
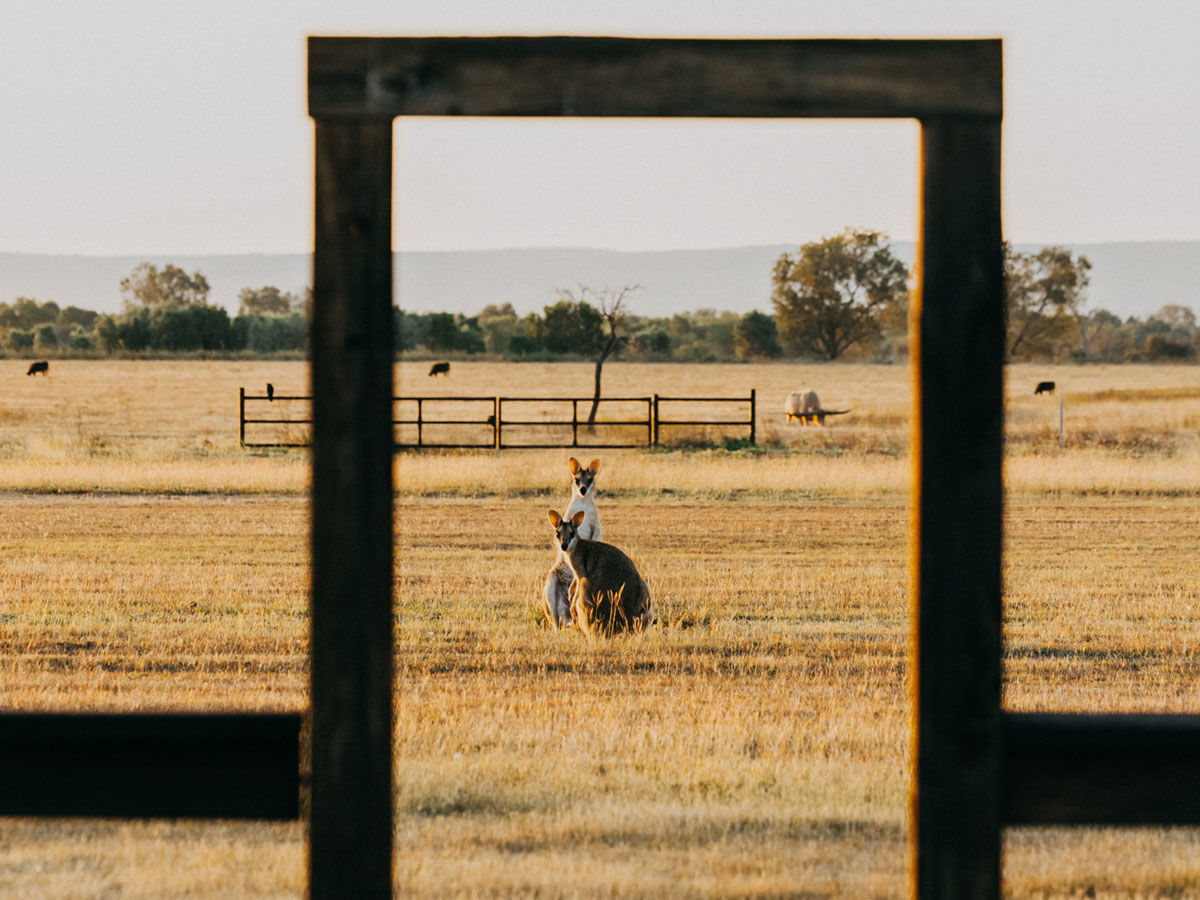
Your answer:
(1034, 381), (1056, 396)
(784, 388), (850, 426)
(429, 361), (450, 377)
(266, 383), (275, 402)
(26, 361), (49, 376)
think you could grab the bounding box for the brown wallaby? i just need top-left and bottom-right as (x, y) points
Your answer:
(547, 509), (651, 638)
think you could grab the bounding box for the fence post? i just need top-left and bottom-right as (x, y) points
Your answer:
(239, 387), (246, 447)
(416, 398), (423, 448)
(572, 399), (579, 447)
(497, 398), (504, 449)
(493, 396), (500, 450)
(749, 388), (756, 445)
(646, 397), (653, 446)
(652, 394), (659, 446)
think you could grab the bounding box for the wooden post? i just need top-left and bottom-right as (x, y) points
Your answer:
(749, 388), (756, 445)
(239, 387), (246, 447)
(417, 397), (423, 448)
(572, 399), (579, 447)
(310, 116), (394, 900)
(910, 117), (1004, 900)
(652, 394), (659, 447)
(493, 396), (500, 449)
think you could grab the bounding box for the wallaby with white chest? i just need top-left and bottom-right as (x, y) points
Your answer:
(542, 458), (602, 629)
(548, 509), (651, 638)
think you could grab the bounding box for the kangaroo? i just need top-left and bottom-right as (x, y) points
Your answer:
(542, 458), (602, 629)
(548, 509), (651, 638)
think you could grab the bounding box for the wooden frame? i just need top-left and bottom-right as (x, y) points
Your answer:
(308, 35), (1200, 900)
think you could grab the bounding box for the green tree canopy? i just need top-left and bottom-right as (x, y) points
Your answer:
(1005, 244), (1092, 358)
(771, 228), (909, 360)
(35, 325), (59, 351)
(539, 299), (605, 356)
(734, 310), (781, 360)
(238, 285), (297, 317)
(120, 263), (210, 311)
(1, 297), (59, 330)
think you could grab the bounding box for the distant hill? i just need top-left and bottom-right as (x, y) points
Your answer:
(2, 242), (1197, 321)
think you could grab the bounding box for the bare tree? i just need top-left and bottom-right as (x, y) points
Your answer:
(555, 284), (640, 431)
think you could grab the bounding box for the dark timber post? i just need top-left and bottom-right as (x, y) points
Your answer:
(239, 387), (246, 447)
(748, 388), (756, 445)
(911, 118), (1004, 900)
(652, 394), (660, 447)
(310, 116), (395, 900)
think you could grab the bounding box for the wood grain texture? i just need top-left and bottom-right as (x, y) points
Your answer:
(1003, 713), (1200, 825)
(310, 117), (395, 900)
(910, 118), (1005, 900)
(308, 36), (1002, 119)
(0, 713), (299, 819)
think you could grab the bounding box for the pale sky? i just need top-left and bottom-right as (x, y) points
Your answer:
(3, 0), (1200, 255)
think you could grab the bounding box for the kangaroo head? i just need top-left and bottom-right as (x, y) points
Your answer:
(569, 457), (601, 498)
(548, 509), (587, 551)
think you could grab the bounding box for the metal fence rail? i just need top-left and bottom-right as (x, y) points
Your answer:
(240, 388), (756, 450)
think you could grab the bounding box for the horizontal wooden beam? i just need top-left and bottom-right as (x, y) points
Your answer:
(308, 36), (1001, 120)
(0, 713), (301, 820)
(1003, 713), (1200, 825)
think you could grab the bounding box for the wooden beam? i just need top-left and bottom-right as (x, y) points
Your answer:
(0, 713), (299, 819)
(308, 37), (1001, 120)
(1003, 713), (1200, 825)
(910, 116), (1005, 900)
(310, 116), (395, 900)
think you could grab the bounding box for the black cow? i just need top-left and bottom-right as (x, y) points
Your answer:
(429, 361), (450, 377)
(1034, 381), (1056, 395)
(26, 361), (49, 376)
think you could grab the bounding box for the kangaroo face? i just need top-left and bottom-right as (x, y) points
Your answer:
(569, 457), (600, 498)
(548, 509), (587, 552)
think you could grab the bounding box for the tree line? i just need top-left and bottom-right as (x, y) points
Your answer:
(3, 239), (1198, 362)
(1, 263), (310, 355)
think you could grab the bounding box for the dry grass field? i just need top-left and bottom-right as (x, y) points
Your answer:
(1, 359), (1199, 898)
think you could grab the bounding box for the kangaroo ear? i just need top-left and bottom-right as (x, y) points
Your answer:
(588, 458), (600, 474)
(568, 457), (581, 474)
(571, 510), (586, 527)
(548, 510), (562, 527)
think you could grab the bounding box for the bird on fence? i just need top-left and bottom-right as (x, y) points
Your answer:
(267, 383), (275, 402)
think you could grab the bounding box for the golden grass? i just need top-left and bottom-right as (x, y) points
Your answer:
(2, 493), (1199, 897)
(1, 359), (1199, 896)
(3, 359), (1199, 500)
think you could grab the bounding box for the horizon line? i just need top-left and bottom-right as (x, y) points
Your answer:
(6, 236), (1200, 258)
